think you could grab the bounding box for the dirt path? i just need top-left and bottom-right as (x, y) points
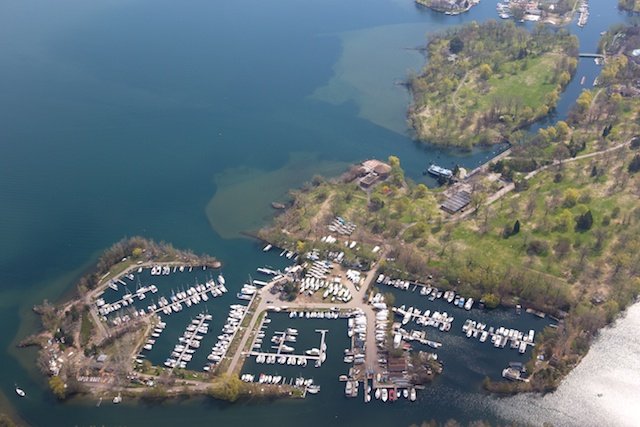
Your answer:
(451, 138), (633, 221)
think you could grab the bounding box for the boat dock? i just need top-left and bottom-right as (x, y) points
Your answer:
(462, 319), (535, 353)
(204, 304), (248, 370)
(248, 329), (328, 367)
(392, 305), (454, 332)
(394, 328), (442, 349)
(165, 312), (212, 370)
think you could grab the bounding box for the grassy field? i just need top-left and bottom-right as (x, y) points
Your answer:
(481, 54), (561, 111)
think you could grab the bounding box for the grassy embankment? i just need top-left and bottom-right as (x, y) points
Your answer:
(408, 21), (578, 149)
(261, 26), (640, 391)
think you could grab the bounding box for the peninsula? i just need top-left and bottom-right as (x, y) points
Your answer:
(261, 26), (640, 392)
(22, 24), (640, 404)
(496, 1), (588, 26)
(408, 21), (578, 148)
(415, 0), (480, 15)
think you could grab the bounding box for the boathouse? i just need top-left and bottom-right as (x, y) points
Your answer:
(441, 189), (472, 214)
(359, 159), (392, 188)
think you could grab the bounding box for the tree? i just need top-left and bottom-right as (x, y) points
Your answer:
(628, 154), (640, 173)
(512, 219), (521, 235)
(479, 63), (492, 80)
(413, 183), (428, 199)
(209, 374), (243, 402)
(482, 293), (500, 309)
(449, 36), (464, 54)
(555, 121), (570, 140)
(49, 376), (67, 400)
(576, 210), (594, 232)
(369, 195), (385, 212)
(388, 156), (405, 187)
(563, 188), (579, 208)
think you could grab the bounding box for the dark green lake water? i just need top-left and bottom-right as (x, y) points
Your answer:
(0, 0), (634, 425)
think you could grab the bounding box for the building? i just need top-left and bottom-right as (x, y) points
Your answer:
(441, 189), (472, 214)
(359, 159), (392, 188)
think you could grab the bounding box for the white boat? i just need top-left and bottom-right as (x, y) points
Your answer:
(381, 388), (388, 402)
(113, 393), (122, 404)
(15, 386), (25, 397)
(410, 388), (416, 401)
(263, 244), (272, 252)
(374, 388), (381, 399)
(217, 274), (225, 285)
(464, 298), (474, 310)
(307, 385), (320, 394)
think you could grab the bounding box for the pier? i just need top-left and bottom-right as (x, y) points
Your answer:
(247, 329), (328, 367)
(165, 312), (211, 371)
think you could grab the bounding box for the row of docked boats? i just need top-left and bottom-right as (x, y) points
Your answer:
(142, 320), (167, 351)
(289, 310), (341, 319)
(242, 375), (321, 394)
(577, 1), (589, 27)
(378, 273), (475, 311)
(164, 312), (212, 369)
(328, 216), (356, 236)
(97, 276), (227, 319)
(443, 290), (474, 311)
(236, 283), (256, 301)
(255, 354), (308, 366)
(371, 293), (388, 351)
(251, 316), (271, 351)
(150, 265), (172, 275)
(305, 259), (333, 280)
(462, 319), (535, 353)
(372, 387), (417, 402)
(393, 305), (454, 332)
(96, 284), (159, 316)
(298, 277), (353, 303)
(393, 327), (441, 349)
(204, 304), (247, 371)
(155, 280), (227, 316)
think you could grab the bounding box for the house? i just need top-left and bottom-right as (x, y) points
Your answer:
(359, 159), (392, 188)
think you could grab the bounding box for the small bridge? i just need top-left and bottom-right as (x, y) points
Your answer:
(579, 53), (605, 59)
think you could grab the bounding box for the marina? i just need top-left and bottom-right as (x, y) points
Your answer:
(248, 329), (328, 368)
(2, 0), (630, 425)
(204, 304), (248, 370)
(164, 312), (212, 370)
